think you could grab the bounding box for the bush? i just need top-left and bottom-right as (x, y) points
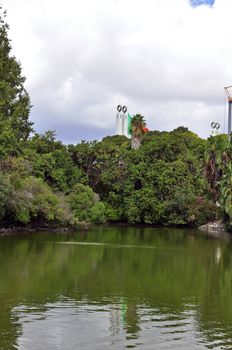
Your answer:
(13, 177), (73, 225)
(89, 202), (106, 224)
(68, 183), (107, 223)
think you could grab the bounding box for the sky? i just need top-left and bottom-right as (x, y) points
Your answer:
(4, 0), (232, 143)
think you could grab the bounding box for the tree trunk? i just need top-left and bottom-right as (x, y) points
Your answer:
(131, 136), (141, 149)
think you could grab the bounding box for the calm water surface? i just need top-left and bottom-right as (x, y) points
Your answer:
(0, 226), (232, 349)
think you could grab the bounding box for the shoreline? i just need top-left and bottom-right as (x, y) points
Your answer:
(198, 220), (230, 240)
(0, 220), (230, 240)
(0, 223), (90, 236)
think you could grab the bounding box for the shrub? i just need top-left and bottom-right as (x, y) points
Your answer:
(68, 183), (107, 223)
(89, 202), (106, 224)
(13, 177), (72, 225)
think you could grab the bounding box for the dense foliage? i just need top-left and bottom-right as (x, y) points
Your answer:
(0, 125), (223, 227)
(0, 9), (230, 229)
(67, 129), (220, 226)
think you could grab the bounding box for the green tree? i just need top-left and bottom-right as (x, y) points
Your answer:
(89, 202), (106, 224)
(24, 132), (83, 193)
(220, 163), (232, 229)
(68, 184), (107, 223)
(11, 176), (72, 225)
(204, 135), (228, 202)
(0, 172), (12, 220)
(0, 8), (33, 157)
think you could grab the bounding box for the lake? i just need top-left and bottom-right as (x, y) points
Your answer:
(0, 226), (232, 349)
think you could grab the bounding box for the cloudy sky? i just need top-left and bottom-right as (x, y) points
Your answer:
(4, 0), (232, 143)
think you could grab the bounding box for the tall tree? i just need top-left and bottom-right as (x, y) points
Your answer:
(130, 114), (147, 149)
(0, 8), (33, 157)
(204, 135), (230, 201)
(220, 162), (232, 226)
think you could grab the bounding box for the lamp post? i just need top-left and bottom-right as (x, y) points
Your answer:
(224, 86), (232, 141)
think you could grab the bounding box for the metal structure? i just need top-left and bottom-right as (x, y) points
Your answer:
(211, 122), (220, 136)
(224, 86), (232, 140)
(116, 105), (130, 137)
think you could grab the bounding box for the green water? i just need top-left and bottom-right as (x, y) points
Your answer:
(0, 226), (232, 349)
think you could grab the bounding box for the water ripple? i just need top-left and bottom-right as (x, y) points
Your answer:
(11, 301), (232, 349)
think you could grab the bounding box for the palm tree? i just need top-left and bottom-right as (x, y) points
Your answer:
(129, 114), (148, 149)
(204, 136), (231, 202)
(204, 137), (232, 228)
(204, 145), (221, 201)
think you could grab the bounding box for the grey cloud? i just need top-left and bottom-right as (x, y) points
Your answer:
(32, 106), (114, 144)
(6, 0), (232, 142)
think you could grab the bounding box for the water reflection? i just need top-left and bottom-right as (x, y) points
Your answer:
(10, 300), (192, 349)
(0, 227), (232, 349)
(12, 300), (222, 350)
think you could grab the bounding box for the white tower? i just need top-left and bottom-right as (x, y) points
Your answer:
(211, 122), (220, 136)
(116, 105), (128, 137)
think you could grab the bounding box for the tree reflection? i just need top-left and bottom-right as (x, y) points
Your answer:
(0, 227), (232, 348)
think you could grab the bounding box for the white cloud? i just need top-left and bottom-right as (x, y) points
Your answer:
(4, 0), (232, 141)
